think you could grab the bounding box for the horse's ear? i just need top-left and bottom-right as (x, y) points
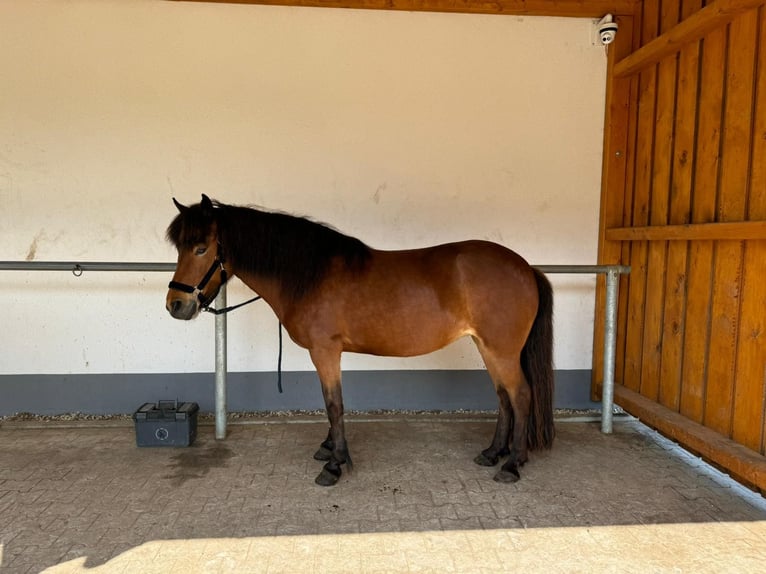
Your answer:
(172, 197), (188, 213)
(200, 194), (214, 217)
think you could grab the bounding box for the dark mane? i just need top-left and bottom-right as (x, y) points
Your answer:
(167, 200), (372, 303)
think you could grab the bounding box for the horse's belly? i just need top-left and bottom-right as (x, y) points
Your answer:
(341, 309), (470, 357)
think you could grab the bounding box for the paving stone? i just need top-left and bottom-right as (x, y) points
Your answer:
(1, 417), (766, 573)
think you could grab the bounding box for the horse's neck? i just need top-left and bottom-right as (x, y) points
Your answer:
(233, 271), (288, 319)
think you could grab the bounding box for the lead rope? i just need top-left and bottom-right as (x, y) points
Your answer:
(203, 296), (284, 394)
(203, 294), (262, 315)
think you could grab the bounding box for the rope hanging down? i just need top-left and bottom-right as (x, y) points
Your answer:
(203, 295), (284, 394)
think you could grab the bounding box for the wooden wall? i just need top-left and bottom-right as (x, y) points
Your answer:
(595, 0), (766, 490)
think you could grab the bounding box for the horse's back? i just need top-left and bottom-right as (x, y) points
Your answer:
(365, 239), (538, 317)
(391, 239), (537, 299)
(378, 239), (531, 275)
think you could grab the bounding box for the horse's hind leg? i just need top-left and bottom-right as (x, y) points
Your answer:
(495, 371), (531, 484)
(474, 387), (512, 466)
(310, 347), (352, 487)
(476, 345), (531, 483)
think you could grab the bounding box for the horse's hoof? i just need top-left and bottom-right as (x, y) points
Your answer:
(474, 453), (498, 467)
(474, 446), (508, 467)
(493, 467), (521, 484)
(315, 465), (341, 487)
(313, 446), (332, 461)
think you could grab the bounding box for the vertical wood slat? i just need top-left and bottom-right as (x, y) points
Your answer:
(704, 12), (758, 437)
(640, 0), (681, 403)
(596, 12), (644, 399)
(732, 7), (766, 454)
(658, 0), (702, 413)
(623, 0), (661, 394)
(678, 24), (727, 424)
(614, 11), (644, 395)
(592, 13), (637, 397)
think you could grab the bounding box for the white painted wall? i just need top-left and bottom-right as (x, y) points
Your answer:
(0, 0), (606, 375)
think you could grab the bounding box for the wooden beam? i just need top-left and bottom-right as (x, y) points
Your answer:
(614, 385), (766, 492)
(170, 0), (639, 18)
(606, 221), (766, 241)
(614, 0), (766, 78)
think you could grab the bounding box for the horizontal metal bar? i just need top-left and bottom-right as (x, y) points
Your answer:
(0, 261), (175, 272)
(1, 261), (630, 275)
(535, 265), (631, 274)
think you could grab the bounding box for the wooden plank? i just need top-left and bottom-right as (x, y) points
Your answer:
(704, 12), (758, 437)
(606, 220), (766, 241)
(757, 7), (766, 457)
(622, 0), (660, 394)
(615, 384), (766, 492)
(614, 0), (766, 78)
(170, 0), (640, 18)
(609, 13), (643, 400)
(659, 0), (701, 413)
(735, 240), (766, 453)
(640, 0), (679, 403)
(592, 16), (636, 397)
(612, 12), (644, 394)
(679, 24), (726, 424)
(732, 7), (766, 454)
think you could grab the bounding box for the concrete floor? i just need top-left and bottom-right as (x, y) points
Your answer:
(1, 414), (765, 573)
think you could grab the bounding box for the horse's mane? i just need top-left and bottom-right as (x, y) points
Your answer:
(167, 200), (372, 303)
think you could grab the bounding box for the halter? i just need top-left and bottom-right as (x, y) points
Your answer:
(167, 234), (279, 392)
(168, 242), (228, 311)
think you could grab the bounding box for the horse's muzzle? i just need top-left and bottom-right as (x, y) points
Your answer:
(166, 298), (198, 320)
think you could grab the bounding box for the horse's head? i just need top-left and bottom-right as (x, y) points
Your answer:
(165, 194), (229, 320)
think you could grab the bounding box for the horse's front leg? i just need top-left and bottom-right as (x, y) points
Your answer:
(310, 347), (352, 486)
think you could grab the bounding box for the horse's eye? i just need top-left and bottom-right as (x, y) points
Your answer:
(195, 246), (208, 256)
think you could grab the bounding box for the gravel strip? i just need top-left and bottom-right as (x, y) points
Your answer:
(0, 408), (608, 424)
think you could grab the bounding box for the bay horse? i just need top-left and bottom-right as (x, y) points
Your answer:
(166, 194), (554, 486)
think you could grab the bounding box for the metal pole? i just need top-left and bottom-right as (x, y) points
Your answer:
(601, 268), (620, 433)
(214, 285), (227, 439)
(535, 264), (631, 275)
(0, 261), (175, 272)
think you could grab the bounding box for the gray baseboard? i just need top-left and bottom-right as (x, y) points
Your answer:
(0, 370), (598, 416)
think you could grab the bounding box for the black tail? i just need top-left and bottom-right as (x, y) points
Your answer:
(522, 267), (555, 450)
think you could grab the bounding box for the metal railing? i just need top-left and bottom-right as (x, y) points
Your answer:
(536, 265), (631, 434)
(0, 260), (629, 438)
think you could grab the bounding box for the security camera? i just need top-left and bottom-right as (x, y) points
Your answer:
(597, 14), (618, 45)
(599, 22), (619, 45)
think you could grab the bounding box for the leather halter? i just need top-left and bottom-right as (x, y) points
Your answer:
(168, 243), (228, 311)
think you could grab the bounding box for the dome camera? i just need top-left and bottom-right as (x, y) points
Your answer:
(596, 14), (618, 46)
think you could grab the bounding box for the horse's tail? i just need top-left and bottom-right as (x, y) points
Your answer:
(522, 267), (555, 450)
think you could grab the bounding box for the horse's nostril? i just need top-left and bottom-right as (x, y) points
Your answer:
(169, 300), (183, 314)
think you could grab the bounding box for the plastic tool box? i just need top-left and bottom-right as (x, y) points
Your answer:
(133, 400), (199, 447)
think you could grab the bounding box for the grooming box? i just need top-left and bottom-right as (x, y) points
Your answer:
(133, 400), (199, 447)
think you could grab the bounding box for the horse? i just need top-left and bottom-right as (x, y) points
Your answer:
(166, 194), (554, 486)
